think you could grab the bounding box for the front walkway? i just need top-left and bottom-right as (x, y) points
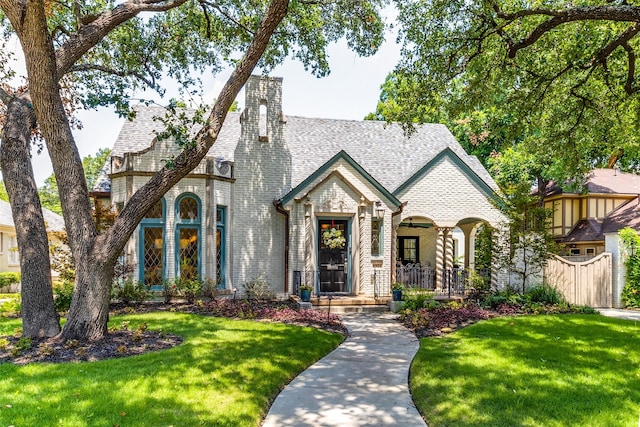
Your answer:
(262, 312), (427, 427)
(599, 308), (640, 321)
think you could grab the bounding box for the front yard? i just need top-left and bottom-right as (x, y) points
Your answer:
(0, 311), (343, 426)
(410, 314), (640, 426)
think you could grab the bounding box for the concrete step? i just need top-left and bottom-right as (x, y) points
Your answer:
(314, 304), (390, 313)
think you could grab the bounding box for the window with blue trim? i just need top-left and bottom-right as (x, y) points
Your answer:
(140, 199), (165, 288)
(216, 206), (226, 289)
(176, 194), (201, 280)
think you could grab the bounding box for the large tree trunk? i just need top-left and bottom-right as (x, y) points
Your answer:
(62, 252), (114, 340)
(0, 94), (60, 337)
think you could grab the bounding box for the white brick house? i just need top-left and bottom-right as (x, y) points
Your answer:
(94, 76), (507, 297)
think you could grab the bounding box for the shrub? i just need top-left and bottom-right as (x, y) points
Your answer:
(53, 281), (74, 312)
(0, 272), (20, 291)
(180, 278), (202, 304)
(163, 279), (180, 303)
(482, 287), (525, 309)
(112, 279), (151, 304)
(201, 278), (219, 300)
(621, 279), (640, 308)
(243, 274), (273, 300)
(0, 297), (21, 317)
(403, 289), (436, 311)
(526, 284), (566, 305)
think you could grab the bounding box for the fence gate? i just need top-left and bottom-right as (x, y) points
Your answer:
(544, 253), (612, 307)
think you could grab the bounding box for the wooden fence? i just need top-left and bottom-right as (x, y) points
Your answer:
(544, 252), (612, 307)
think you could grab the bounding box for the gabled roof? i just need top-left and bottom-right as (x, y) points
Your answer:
(0, 200), (65, 232)
(105, 105), (499, 196)
(393, 147), (502, 204)
(542, 168), (640, 197)
(280, 150), (401, 207)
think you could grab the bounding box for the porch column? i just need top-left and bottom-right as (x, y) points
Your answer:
(391, 223), (399, 283)
(444, 227), (454, 270)
(435, 227), (446, 290)
(304, 202), (313, 289)
(467, 227), (476, 271)
(358, 203), (366, 294)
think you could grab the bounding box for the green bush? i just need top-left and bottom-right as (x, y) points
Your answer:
(112, 279), (151, 304)
(53, 281), (74, 312)
(403, 289), (436, 311)
(243, 274), (273, 300)
(622, 253), (640, 307)
(526, 284), (566, 305)
(0, 272), (20, 290)
(482, 287), (525, 309)
(178, 278), (202, 304)
(0, 297), (21, 317)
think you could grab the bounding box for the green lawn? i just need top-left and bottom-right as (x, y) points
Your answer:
(0, 312), (343, 426)
(411, 314), (640, 427)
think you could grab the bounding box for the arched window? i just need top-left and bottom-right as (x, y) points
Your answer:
(139, 199), (165, 289)
(259, 100), (268, 141)
(175, 194), (201, 281)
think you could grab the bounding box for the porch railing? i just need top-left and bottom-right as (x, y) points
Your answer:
(371, 264), (491, 298)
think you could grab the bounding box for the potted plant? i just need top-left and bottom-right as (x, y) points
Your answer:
(299, 284), (313, 302)
(322, 228), (346, 249)
(391, 282), (404, 301)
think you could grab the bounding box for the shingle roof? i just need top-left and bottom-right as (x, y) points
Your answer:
(602, 197), (640, 234)
(104, 105), (499, 194)
(0, 199), (65, 232)
(562, 219), (604, 243)
(542, 168), (640, 197)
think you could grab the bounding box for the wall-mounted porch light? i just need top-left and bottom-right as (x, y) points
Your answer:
(374, 201), (385, 219)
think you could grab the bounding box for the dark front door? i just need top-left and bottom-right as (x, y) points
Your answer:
(318, 219), (348, 293)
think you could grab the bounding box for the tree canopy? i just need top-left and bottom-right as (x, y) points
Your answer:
(381, 0), (640, 186)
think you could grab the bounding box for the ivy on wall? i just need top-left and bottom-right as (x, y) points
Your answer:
(619, 227), (640, 308)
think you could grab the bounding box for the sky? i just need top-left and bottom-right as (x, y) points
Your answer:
(10, 20), (402, 186)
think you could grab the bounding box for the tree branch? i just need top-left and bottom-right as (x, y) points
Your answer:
(490, 4), (640, 58)
(67, 63), (157, 88)
(623, 42), (637, 94)
(55, 0), (189, 77)
(200, 0), (256, 36)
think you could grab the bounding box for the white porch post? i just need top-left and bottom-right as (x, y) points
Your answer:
(435, 227), (446, 290)
(357, 202), (366, 294)
(304, 201), (314, 288)
(444, 227), (454, 270)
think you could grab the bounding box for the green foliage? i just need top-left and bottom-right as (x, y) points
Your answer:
(620, 227), (640, 308)
(243, 274), (273, 300)
(402, 289), (436, 311)
(112, 279), (151, 305)
(526, 284), (566, 306)
(482, 287), (525, 310)
(38, 148), (112, 215)
(0, 312), (343, 426)
(0, 297), (21, 317)
(52, 281), (74, 313)
(0, 272), (20, 289)
(0, 181), (9, 202)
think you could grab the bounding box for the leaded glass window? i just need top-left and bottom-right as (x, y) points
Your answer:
(371, 219), (382, 257)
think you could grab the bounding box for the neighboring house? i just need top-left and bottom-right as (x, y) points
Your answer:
(93, 76), (507, 297)
(0, 199), (65, 290)
(540, 168), (640, 257)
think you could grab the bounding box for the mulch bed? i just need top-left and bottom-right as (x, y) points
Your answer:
(0, 299), (347, 365)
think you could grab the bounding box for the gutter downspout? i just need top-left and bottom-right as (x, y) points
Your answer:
(274, 200), (290, 294)
(390, 202), (407, 284)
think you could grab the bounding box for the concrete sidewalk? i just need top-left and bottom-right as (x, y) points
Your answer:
(262, 312), (427, 427)
(599, 308), (640, 321)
